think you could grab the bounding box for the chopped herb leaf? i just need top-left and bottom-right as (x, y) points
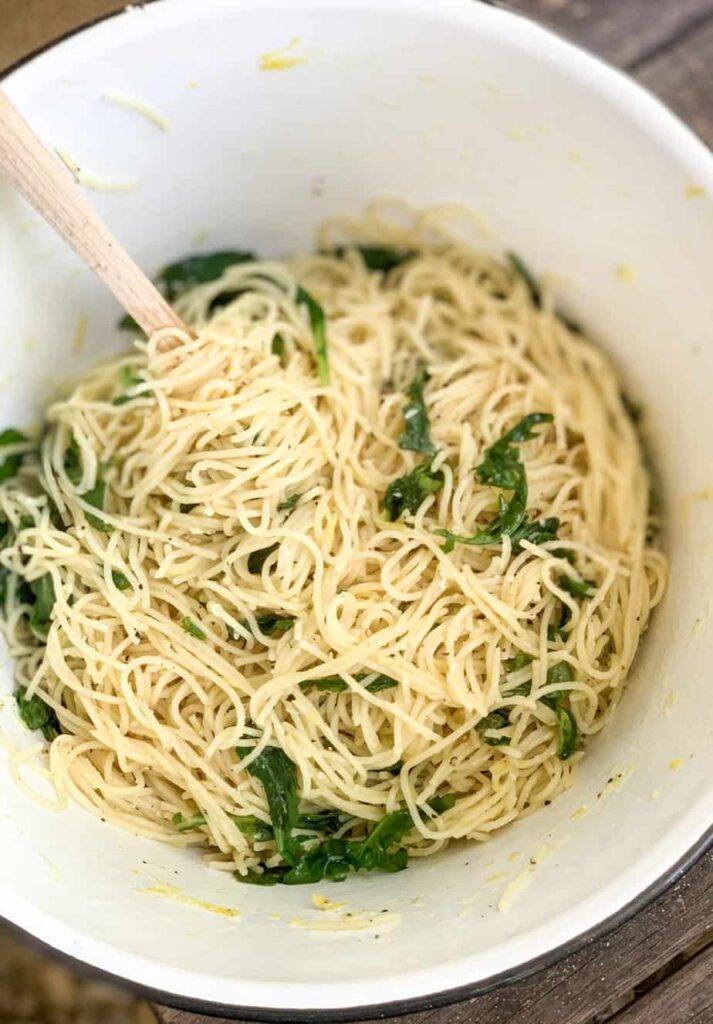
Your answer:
(15, 686), (60, 741)
(556, 706), (579, 760)
(504, 653), (534, 673)
(181, 616), (206, 640)
(383, 459), (444, 521)
(476, 709), (511, 746)
(559, 573), (595, 599)
(509, 516), (560, 548)
(381, 760), (403, 775)
(248, 543), (279, 575)
(272, 333), (286, 358)
(504, 681), (532, 698)
(0, 428), (28, 483)
(427, 793), (456, 814)
(541, 661), (575, 709)
(111, 570), (132, 591)
(548, 602), (572, 642)
(19, 515), (35, 530)
(277, 493), (301, 513)
(296, 286), (329, 385)
(64, 442), (113, 531)
(64, 440), (82, 487)
(296, 809), (345, 834)
(229, 814), (274, 841)
(82, 478), (113, 533)
(29, 574), (55, 642)
(172, 811), (207, 832)
(248, 613), (296, 638)
(398, 369), (436, 456)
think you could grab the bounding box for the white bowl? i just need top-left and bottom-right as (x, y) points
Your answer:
(1, 0), (712, 1017)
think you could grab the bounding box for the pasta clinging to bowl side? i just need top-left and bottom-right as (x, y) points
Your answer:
(0, 204), (666, 886)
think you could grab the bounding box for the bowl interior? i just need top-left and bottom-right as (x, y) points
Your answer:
(1, 0), (712, 1014)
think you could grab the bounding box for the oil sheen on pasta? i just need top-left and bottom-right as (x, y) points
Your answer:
(0, 202), (667, 886)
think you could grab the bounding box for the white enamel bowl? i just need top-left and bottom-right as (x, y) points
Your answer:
(1, 0), (712, 1017)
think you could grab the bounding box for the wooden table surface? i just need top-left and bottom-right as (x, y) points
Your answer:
(1, 2), (712, 1023)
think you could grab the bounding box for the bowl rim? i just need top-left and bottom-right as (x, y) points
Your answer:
(2, 0), (713, 1018)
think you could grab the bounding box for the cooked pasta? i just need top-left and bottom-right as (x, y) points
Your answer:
(0, 202), (666, 884)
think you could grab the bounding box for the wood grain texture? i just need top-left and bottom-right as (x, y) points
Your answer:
(0, 0), (123, 74)
(612, 943), (713, 1024)
(636, 14), (713, 148)
(153, 850), (713, 1024)
(509, 0), (713, 70)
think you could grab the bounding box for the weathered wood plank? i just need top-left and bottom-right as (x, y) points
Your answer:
(509, 0), (713, 71)
(611, 943), (713, 1024)
(155, 851), (713, 1024)
(0, 0), (123, 74)
(636, 13), (713, 148)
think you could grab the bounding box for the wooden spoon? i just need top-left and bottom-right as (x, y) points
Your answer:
(0, 88), (187, 339)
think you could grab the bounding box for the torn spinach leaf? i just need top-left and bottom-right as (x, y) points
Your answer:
(247, 543), (279, 575)
(15, 686), (60, 742)
(283, 838), (353, 885)
(0, 428), (28, 483)
(237, 744), (302, 866)
(347, 809), (412, 874)
(29, 573), (55, 642)
(111, 570), (131, 591)
(299, 672), (397, 695)
(398, 369), (436, 456)
(296, 286), (329, 385)
(437, 414), (555, 552)
(504, 653), (534, 673)
(82, 478), (113, 533)
(235, 868), (286, 886)
(476, 708), (511, 746)
(559, 573), (595, 599)
(173, 812), (207, 832)
(336, 246), (413, 272)
(507, 252), (582, 332)
(548, 601), (572, 642)
(159, 251), (255, 301)
(555, 706), (579, 760)
(64, 441), (113, 532)
(112, 366), (146, 406)
(427, 793), (456, 814)
(507, 252), (541, 307)
(117, 250), (255, 329)
(383, 459), (444, 522)
(244, 613), (296, 638)
(539, 661), (580, 759)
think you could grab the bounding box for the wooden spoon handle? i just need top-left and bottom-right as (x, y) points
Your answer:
(0, 88), (187, 338)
